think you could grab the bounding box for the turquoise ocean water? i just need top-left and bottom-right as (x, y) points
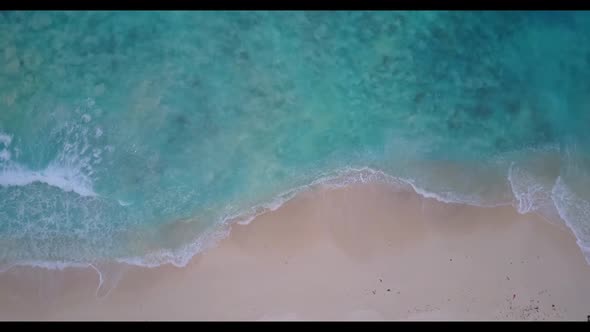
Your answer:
(1, 11), (590, 270)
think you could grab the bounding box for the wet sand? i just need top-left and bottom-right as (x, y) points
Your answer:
(1, 182), (590, 321)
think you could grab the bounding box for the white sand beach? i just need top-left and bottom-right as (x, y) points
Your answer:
(1, 182), (590, 321)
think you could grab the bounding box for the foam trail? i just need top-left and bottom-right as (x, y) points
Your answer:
(114, 166), (511, 268)
(0, 132), (12, 146)
(404, 179), (511, 208)
(0, 164), (96, 197)
(116, 224), (233, 268)
(3, 167), (411, 270)
(0, 132), (12, 162)
(89, 263), (129, 299)
(551, 176), (590, 264)
(0, 149), (10, 161)
(2, 166), (589, 270)
(508, 162), (550, 214)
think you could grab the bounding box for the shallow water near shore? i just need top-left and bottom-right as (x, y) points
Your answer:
(1, 11), (590, 269)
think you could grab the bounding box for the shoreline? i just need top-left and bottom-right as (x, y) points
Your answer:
(1, 182), (590, 320)
(3, 163), (583, 272)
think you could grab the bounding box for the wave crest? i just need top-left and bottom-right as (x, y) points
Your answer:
(0, 163), (96, 197)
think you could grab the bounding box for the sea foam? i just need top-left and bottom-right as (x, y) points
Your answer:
(0, 163), (96, 197)
(111, 166), (515, 269)
(2, 163), (590, 286)
(551, 176), (590, 264)
(0, 132), (12, 147)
